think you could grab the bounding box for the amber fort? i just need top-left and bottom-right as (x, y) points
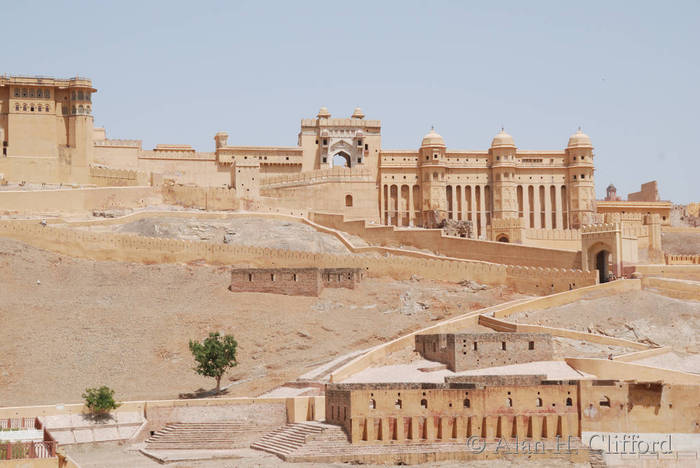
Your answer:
(0, 74), (698, 468)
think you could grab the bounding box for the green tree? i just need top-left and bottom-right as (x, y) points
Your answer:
(82, 386), (120, 415)
(188, 332), (238, 392)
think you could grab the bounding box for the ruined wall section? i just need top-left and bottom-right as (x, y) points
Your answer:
(230, 268), (322, 296)
(415, 333), (553, 372)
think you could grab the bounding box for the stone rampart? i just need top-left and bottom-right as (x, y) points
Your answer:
(0, 186), (160, 214)
(310, 212), (583, 269)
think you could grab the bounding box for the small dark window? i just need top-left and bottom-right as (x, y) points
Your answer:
(566, 398), (573, 406)
(473, 342), (478, 351)
(270, 273), (275, 281)
(369, 399), (376, 409)
(536, 398), (542, 407)
(599, 396), (610, 407)
(506, 398), (512, 407)
(315, 139), (318, 144)
(323, 139), (328, 146)
(364, 143), (368, 150)
(501, 342), (506, 351)
(463, 398), (470, 408)
(528, 341), (535, 350)
(248, 273), (253, 281)
(395, 399), (402, 409)
(357, 139), (363, 147)
(292, 273), (297, 281)
(322, 157), (327, 163)
(420, 399), (427, 409)
(358, 158), (362, 164)
(345, 195), (353, 207)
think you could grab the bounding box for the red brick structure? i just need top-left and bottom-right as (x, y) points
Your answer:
(230, 267), (363, 297)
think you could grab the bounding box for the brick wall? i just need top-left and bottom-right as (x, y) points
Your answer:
(415, 333), (553, 372)
(230, 268), (321, 296)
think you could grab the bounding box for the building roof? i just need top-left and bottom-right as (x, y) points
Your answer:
(421, 128), (446, 147)
(567, 128), (592, 148)
(490, 129), (516, 148)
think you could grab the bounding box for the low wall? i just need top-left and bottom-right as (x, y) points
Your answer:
(0, 217), (595, 295)
(0, 187), (161, 214)
(641, 276), (700, 300)
(565, 358), (700, 385)
(633, 264), (700, 282)
(0, 459), (58, 468)
(310, 212), (583, 269)
(665, 254), (700, 265)
(329, 280), (641, 383)
(522, 228), (581, 251)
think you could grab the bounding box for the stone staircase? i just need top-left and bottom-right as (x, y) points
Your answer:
(250, 421), (345, 458)
(144, 422), (278, 450)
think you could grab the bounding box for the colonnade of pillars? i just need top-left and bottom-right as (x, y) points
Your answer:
(351, 413), (578, 444)
(380, 183), (571, 232)
(381, 184), (422, 227)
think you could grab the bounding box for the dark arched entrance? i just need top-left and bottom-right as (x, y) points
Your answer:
(496, 235), (509, 243)
(596, 250), (609, 283)
(332, 152), (351, 168)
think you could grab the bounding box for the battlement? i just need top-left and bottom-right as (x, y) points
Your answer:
(94, 139), (142, 148)
(261, 167), (373, 188)
(581, 223), (620, 234)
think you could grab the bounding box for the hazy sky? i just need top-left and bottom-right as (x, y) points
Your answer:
(4, 1), (698, 203)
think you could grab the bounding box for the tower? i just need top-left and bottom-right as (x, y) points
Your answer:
(418, 128), (447, 227)
(566, 128), (595, 228)
(489, 129), (518, 220)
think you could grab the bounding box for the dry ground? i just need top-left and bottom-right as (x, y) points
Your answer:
(0, 237), (523, 407)
(662, 230), (700, 255)
(508, 290), (700, 370)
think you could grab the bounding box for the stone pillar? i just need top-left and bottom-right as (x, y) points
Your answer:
(555, 185), (563, 230)
(522, 185), (530, 228)
(469, 186), (477, 238)
(544, 185), (552, 229)
(451, 185), (457, 220)
(410, 416), (421, 440)
(380, 184), (385, 224)
(533, 186), (541, 229)
(479, 185), (486, 238)
(408, 184), (414, 227)
(531, 416), (543, 441)
(380, 417), (390, 442)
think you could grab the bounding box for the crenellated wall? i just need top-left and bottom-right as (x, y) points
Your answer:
(0, 218), (594, 295)
(310, 212), (583, 270)
(0, 186), (160, 214)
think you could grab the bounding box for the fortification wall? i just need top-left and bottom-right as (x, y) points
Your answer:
(89, 165), (150, 187)
(0, 218), (594, 295)
(522, 228), (581, 250)
(665, 254), (700, 265)
(230, 268), (322, 296)
(0, 156), (81, 185)
(310, 212), (583, 269)
(0, 186), (160, 214)
(633, 264), (700, 282)
(641, 276), (700, 300)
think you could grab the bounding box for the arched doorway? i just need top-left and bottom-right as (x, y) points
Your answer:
(496, 235), (509, 243)
(596, 250), (610, 283)
(332, 152), (351, 168)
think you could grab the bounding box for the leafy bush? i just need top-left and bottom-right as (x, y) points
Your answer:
(82, 386), (120, 415)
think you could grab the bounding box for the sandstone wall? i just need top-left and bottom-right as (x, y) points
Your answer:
(310, 212), (583, 269)
(0, 187), (160, 214)
(230, 268), (322, 296)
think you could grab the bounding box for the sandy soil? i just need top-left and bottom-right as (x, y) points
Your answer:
(508, 290), (700, 355)
(661, 230), (700, 255)
(0, 238), (522, 406)
(77, 216), (368, 253)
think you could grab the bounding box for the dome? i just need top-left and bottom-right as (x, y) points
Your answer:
(491, 129), (515, 148)
(421, 128), (445, 147)
(351, 107), (365, 119)
(607, 183), (616, 192)
(317, 107), (331, 119)
(567, 128), (592, 148)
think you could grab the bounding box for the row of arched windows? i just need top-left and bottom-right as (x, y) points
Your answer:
(13, 88), (51, 98)
(367, 395), (574, 410)
(71, 105), (92, 115)
(71, 90), (91, 101)
(14, 103), (51, 113)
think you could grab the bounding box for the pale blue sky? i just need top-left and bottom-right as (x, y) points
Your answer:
(4, 1), (699, 202)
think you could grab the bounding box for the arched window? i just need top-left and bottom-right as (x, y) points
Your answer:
(23, 104), (27, 111)
(536, 398), (542, 407)
(78, 105), (84, 114)
(37, 105), (42, 112)
(30, 105), (35, 112)
(72, 106), (76, 114)
(599, 396), (610, 407)
(369, 399), (376, 410)
(345, 194), (353, 207)
(506, 398), (512, 407)
(37, 89), (43, 98)
(566, 397), (573, 406)
(22, 88), (27, 97)
(394, 399), (402, 409)
(15, 104), (19, 111)
(420, 399), (428, 409)
(463, 398), (470, 408)
(78, 90), (84, 100)
(71, 91), (76, 100)
(45, 89), (50, 98)
(45, 105), (50, 112)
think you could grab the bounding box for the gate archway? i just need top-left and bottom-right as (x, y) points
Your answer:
(332, 151), (351, 168)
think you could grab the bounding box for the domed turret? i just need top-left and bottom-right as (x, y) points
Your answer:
(317, 107), (331, 119)
(491, 128), (515, 148)
(421, 127), (445, 147)
(351, 107), (365, 119)
(567, 128), (592, 148)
